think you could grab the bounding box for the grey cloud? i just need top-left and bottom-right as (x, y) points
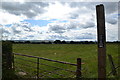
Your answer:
(74, 21), (95, 29)
(69, 2), (97, 12)
(82, 33), (92, 35)
(2, 28), (10, 34)
(55, 30), (65, 33)
(69, 13), (79, 19)
(75, 36), (93, 39)
(75, 33), (94, 40)
(69, 3), (93, 20)
(118, 2), (120, 21)
(49, 25), (66, 33)
(2, 22), (43, 40)
(10, 22), (33, 34)
(106, 17), (117, 24)
(68, 2), (118, 29)
(103, 2), (118, 14)
(21, 23), (33, 31)
(2, 2), (30, 11)
(69, 2), (90, 8)
(1, 2), (49, 18)
(12, 27), (21, 34)
(49, 23), (78, 34)
(27, 35), (34, 37)
(69, 2), (118, 15)
(49, 21), (95, 34)
(22, 11), (37, 18)
(2, 25), (21, 35)
(94, 2), (118, 15)
(106, 15), (118, 24)
(82, 21), (95, 28)
(67, 22), (78, 29)
(24, 27), (33, 31)
(49, 35), (69, 40)
(31, 2), (49, 7)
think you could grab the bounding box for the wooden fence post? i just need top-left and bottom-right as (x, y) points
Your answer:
(108, 54), (117, 76)
(37, 58), (39, 79)
(76, 58), (81, 78)
(96, 4), (106, 79)
(2, 41), (14, 79)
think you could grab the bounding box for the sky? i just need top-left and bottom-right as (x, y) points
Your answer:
(0, 1), (119, 41)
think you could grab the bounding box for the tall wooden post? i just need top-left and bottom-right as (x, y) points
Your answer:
(96, 4), (106, 79)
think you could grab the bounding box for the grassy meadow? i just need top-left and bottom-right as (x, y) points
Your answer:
(13, 43), (118, 78)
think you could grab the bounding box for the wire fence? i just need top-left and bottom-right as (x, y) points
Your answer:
(14, 53), (82, 79)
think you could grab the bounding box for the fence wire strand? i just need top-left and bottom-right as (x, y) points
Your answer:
(14, 53), (79, 78)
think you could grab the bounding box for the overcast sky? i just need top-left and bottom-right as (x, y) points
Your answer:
(0, 1), (119, 41)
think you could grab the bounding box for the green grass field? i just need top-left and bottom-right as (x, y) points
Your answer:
(13, 43), (118, 78)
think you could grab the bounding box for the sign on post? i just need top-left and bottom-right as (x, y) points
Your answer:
(96, 4), (106, 79)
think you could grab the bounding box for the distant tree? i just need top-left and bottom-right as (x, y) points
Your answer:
(113, 41), (120, 43)
(62, 40), (66, 44)
(54, 40), (61, 44)
(10, 41), (15, 43)
(84, 41), (89, 44)
(89, 41), (94, 44)
(48, 41), (52, 44)
(41, 42), (45, 44)
(25, 41), (30, 44)
(18, 41), (23, 44)
(70, 41), (74, 44)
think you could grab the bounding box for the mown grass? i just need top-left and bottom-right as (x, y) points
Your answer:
(13, 43), (118, 78)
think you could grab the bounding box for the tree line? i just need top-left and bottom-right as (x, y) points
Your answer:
(4, 40), (119, 44)
(2, 40), (119, 44)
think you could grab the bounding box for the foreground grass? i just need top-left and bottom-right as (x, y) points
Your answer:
(13, 43), (118, 78)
